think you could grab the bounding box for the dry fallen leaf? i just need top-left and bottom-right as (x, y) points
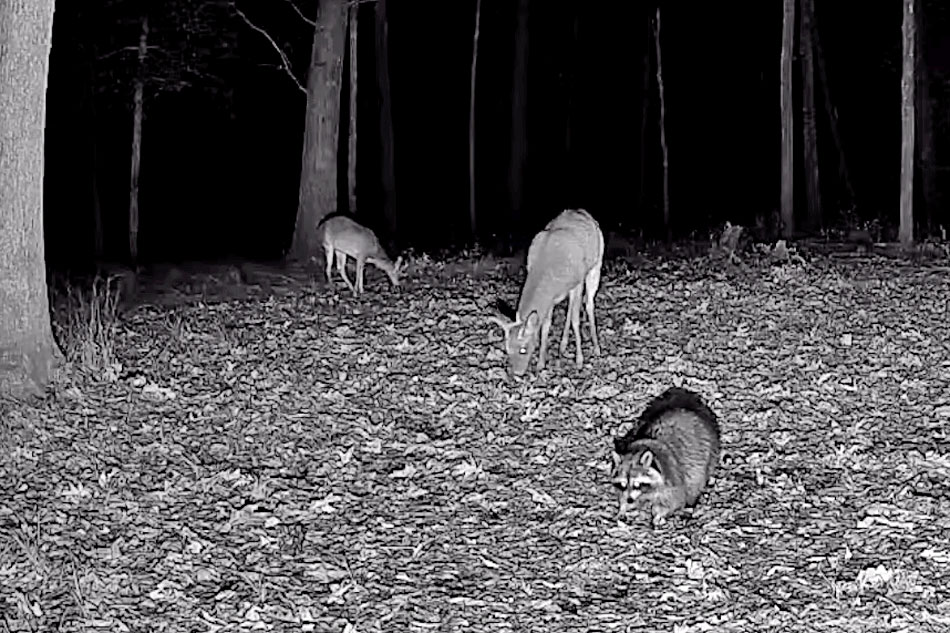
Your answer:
(4, 255), (950, 632)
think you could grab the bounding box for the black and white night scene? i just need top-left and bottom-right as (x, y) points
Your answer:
(1, 0), (949, 630)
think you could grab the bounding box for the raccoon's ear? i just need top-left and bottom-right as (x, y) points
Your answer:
(638, 450), (655, 469)
(610, 451), (621, 469)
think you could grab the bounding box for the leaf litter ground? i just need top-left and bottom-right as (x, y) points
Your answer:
(3, 254), (950, 633)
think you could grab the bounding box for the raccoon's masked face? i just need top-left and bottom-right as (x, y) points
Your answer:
(611, 450), (663, 514)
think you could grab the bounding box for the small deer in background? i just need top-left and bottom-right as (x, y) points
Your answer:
(317, 215), (405, 295)
(491, 208), (604, 376)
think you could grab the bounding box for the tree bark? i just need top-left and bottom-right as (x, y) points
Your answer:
(780, 0), (795, 239)
(899, 0), (916, 249)
(654, 8), (670, 243)
(347, 1), (358, 215)
(508, 0), (529, 242)
(290, 0), (347, 260)
(469, 0), (481, 240)
(800, 0), (821, 233)
(0, 0), (60, 399)
(375, 0), (396, 239)
(915, 0), (935, 237)
(128, 13), (148, 265)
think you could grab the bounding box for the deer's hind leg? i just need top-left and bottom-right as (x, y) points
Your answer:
(584, 264), (602, 356)
(323, 245), (335, 284)
(568, 285), (584, 366)
(355, 257), (367, 294)
(336, 254), (357, 294)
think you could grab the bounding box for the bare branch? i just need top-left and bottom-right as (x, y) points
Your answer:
(279, 0), (379, 27)
(281, 0), (315, 28)
(232, 3), (306, 94)
(96, 45), (147, 61)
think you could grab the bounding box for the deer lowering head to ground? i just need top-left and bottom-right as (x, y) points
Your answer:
(318, 215), (405, 295)
(491, 208), (604, 376)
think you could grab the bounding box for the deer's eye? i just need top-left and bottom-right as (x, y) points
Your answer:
(519, 347), (527, 355)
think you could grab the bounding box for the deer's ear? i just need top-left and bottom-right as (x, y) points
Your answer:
(524, 311), (540, 330)
(489, 313), (512, 333)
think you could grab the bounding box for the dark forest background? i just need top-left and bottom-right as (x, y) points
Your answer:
(41, 0), (950, 268)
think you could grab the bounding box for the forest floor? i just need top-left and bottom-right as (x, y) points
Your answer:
(3, 244), (950, 632)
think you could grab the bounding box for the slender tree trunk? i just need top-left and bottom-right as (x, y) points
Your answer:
(375, 0), (396, 239)
(128, 14), (148, 266)
(469, 0), (481, 240)
(0, 0), (60, 399)
(811, 8), (855, 213)
(563, 9), (579, 203)
(899, 0), (916, 249)
(508, 0), (529, 244)
(85, 57), (104, 261)
(291, 0), (347, 260)
(347, 1), (358, 214)
(780, 0), (795, 239)
(915, 0), (935, 237)
(800, 0), (821, 233)
(654, 8), (670, 243)
(637, 14), (652, 216)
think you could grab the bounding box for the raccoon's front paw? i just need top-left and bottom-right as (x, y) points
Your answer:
(650, 504), (675, 527)
(616, 499), (648, 522)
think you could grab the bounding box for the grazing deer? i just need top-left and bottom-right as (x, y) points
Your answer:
(318, 215), (404, 295)
(491, 208), (604, 376)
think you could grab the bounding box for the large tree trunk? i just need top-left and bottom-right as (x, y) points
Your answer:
(915, 0), (935, 237)
(346, 1), (358, 215)
(469, 0), (482, 240)
(290, 0), (347, 260)
(128, 13), (148, 265)
(780, 0), (795, 239)
(0, 0), (60, 399)
(654, 8), (670, 243)
(800, 0), (821, 233)
(899, 0), (916, 249)
(508, 0), (529, 244)
(375, 0), (396, 239)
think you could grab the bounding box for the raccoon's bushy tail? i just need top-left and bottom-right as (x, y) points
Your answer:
(614, 386), (720, 454)
(639, 387), (719, 428)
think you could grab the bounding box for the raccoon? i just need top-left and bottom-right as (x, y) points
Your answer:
(611, 386), (721, 525)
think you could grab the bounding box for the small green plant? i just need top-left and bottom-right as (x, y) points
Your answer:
(51, 275), (122, 377)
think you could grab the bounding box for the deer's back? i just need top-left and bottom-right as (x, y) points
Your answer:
(527, 209), (603, 279)
(322, 216), (384, 258)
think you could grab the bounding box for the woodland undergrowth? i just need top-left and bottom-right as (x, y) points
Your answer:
(2, 250), (950, 633)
